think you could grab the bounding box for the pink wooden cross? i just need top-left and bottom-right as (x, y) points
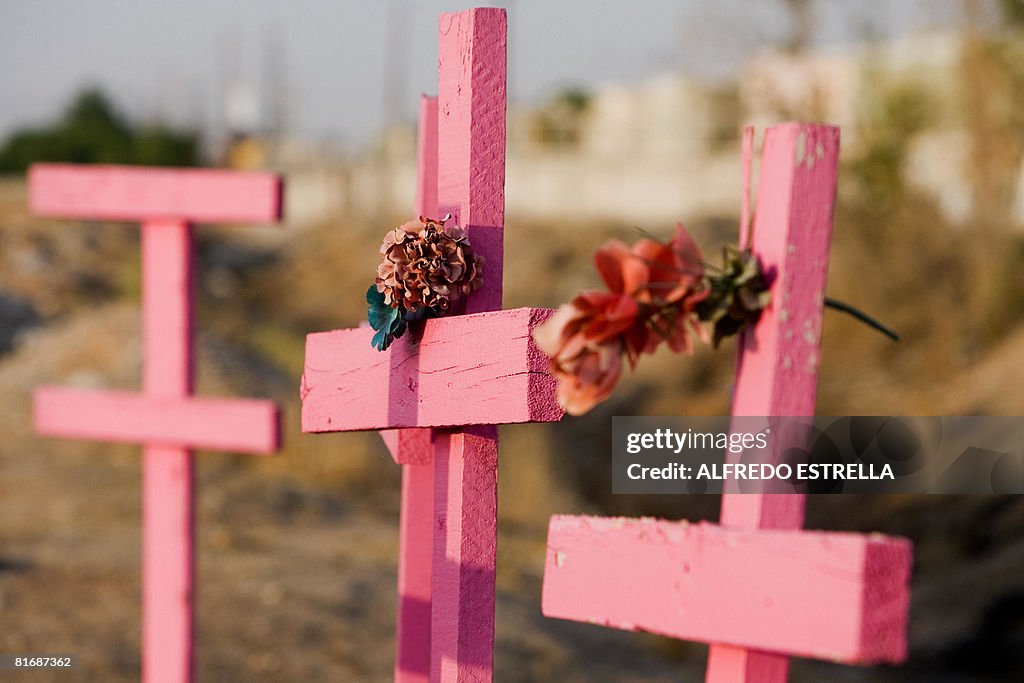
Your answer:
(29, 163), (284, 683)
(300, 9), (562, 683)
(382, 93), (442, 683)
(541, 124), (914, 681)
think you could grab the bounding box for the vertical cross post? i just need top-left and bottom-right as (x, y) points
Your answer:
(540, 124), (912, 681)
(29, 164), (284, 683)
(431, 10), (506, 682)
(387, 94), (440, 683)
(142, 218), (196, 683)
(706, 123), (840, 683)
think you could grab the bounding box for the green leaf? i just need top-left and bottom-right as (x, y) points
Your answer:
(367, 285), (408, 351)
(372, 315), (407, 351)
(371, 326), (391, 351)
(367, 286), (391, 327)
(696, 247), (770, 348)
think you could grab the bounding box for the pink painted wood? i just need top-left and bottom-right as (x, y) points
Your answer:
(432, 426), (499, 682)
(395, 447), (436, 683)
(298, 11), (556, 682)
(381, 94), (439, 468)
(539, 123), (912, 682)
(436, 10), (507, 317)
(739, 126), (754, 251)
(383, 428), (435, 466)
(28, 165), (284, 683)
(29, 164), (282, 223)
(707, 123), (842, 683)
(543, 516), (911, 663)
(391, 94), (440, 683)
(431, 10), (506, 683)
(34, 388), (279, 453)
(301, 307), (558, 432)
(142, 219), (195, 683)
(415, 93), (440, 230)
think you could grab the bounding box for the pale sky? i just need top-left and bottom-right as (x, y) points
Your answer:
(0, 0), (980, 150)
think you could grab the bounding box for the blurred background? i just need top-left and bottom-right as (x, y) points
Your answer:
(1, 0), (1023, 681)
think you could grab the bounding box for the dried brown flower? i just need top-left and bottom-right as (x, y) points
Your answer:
(375, 216), (484, 312)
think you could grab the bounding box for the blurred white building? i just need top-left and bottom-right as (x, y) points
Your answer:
(283, 30), (1024, 229)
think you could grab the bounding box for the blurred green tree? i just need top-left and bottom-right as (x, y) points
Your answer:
(532, 87), (592, 149)
(0, 88), (200, 173)
(1001, 0), (1024, 25)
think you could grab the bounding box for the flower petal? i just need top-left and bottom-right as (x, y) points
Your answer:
(532, 304), (579, 356)
(594, 240), (640, 294)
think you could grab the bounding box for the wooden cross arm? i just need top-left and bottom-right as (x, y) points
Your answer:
(301, 307), (562, 432)
(29, 164), (283, 224)
(34, 387), (280, 453)
(542, 516), (912, 665)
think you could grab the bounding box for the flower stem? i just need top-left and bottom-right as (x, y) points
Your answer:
(823, 297), (900, 342)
